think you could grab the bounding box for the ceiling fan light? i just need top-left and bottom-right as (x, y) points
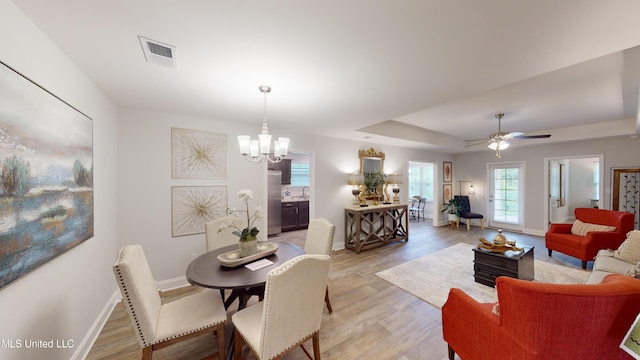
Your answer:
(488, 140), (510, 150)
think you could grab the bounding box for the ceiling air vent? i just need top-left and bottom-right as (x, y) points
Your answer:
(138, 36), (177, 68)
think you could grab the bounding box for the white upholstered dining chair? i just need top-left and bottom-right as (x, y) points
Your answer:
(232, 254), (331, 360)
(205, 216), (244, 252)
(113, 244), (227, 359)
(303, 218), (336, 313)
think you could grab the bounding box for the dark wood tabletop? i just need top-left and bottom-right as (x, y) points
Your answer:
(186, 241), (304, 290)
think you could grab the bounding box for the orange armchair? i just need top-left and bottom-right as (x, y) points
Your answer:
(546, 207), (634, 269)
(442, 274), (640, 360)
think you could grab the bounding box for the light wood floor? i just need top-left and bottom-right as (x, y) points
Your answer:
(87, 221), (587, 360)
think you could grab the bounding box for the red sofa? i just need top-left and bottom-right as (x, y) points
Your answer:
(546, 207), (634, 269)
(442, 274), (640, 360)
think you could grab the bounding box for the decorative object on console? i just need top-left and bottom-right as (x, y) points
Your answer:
(347, 173), (362, 205)
(219, 189), (263, 257)
(347, 173), (367, 207)
(384, 173), (403, 204)
(237, 86), (290, 164)
(364, 172), (384, 205)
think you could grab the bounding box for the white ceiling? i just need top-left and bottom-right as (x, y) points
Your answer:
(13, 0), (640, 154)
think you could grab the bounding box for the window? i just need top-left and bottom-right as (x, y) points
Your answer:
(593, 161), (599, 200)
(290, 162), (310, 186)
(408, 162), (434, 201)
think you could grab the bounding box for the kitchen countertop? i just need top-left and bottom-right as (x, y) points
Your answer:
(282, 198), (310, 203)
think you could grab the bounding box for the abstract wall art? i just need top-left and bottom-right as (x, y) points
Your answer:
(0, 61), (93, 290)
(171, 186), (227, 237)
(171, 127), (227, 179)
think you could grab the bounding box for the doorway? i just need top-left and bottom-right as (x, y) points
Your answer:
(545, 155), (602, 229)
(408, 161), (435, 220)
(487, 162), (525, 232)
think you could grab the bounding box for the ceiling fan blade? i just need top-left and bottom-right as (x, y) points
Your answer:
(465, 140), (489, 148)
(502, 131), (523, 140)
(513, 134), (552, 139)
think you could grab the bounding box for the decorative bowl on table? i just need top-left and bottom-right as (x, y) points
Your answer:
(217, 242), (279, 268)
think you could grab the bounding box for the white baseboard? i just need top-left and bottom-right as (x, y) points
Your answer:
(157, 276), (189, 291)
(70, 290), (119, 360)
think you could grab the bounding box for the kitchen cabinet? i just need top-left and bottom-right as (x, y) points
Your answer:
(281, 200), (309, 232)
(268, 159), (291, 184)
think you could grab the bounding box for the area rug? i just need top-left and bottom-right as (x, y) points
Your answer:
(375, 242), (590, 309)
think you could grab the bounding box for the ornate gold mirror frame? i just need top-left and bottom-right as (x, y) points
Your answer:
(359, 148), (385, 200)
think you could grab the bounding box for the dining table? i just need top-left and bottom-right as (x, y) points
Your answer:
(186, 241), (305, 310)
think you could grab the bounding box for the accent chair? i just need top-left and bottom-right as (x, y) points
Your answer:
(454, 195), (484, 231)
(442, 274), (640, 360)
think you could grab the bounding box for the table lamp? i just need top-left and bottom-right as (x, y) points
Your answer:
(347, 173), (366, 206)
(384, 173), (403, 204)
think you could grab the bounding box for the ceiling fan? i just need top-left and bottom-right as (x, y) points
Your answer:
(467, 113), (551, 158)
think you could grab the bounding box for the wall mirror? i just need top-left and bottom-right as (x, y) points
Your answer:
(359, 148), (385, 199)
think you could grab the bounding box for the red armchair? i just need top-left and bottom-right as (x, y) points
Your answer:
(442, 274), (640, 360)
(546, 207), (634, 269)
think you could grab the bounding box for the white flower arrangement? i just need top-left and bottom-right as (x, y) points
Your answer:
(219, 189), (263, 242)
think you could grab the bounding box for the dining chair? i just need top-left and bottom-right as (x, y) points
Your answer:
(303, 218), (336, 313)
(113, 244), (227, 360)
(205, 216), (244, 252)
(408, 195), (426, 222)
(232, 254), (331, 360)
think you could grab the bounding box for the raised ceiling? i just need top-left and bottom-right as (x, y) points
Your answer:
(13, 0), (640, 153)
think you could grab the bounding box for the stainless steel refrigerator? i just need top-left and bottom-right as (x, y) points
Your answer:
(267, 170), (282, 236)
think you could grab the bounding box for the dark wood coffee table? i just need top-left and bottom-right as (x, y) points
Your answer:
(472, 246), (534, 287)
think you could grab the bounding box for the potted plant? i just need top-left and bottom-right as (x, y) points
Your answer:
(441, 198), (460, 222)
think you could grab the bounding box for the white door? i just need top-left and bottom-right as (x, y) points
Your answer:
(488, 162), (524, 231)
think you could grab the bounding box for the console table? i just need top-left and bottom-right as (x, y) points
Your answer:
(345, 204), (408, 253)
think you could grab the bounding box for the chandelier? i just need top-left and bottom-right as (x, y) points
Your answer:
(237, 86), (290, 163)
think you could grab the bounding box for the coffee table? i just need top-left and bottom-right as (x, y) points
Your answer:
(472, 246), (534, 287)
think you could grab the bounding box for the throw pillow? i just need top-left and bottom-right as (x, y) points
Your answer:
(625, 260), (640, 278)
(570, 219), (616, 237)
(615, 230), (640, 264)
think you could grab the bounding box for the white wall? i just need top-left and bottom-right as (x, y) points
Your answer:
(117, 107), (454, 286)
(453, 137), (640, 234)
(0, 1), (118, 359)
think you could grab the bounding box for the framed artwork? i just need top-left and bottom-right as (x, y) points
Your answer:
(171, 127), (227, 179)
(620, 313), (640, 359)
(0, 61), (94, 290)
(443, 161), (452, 182)
(443, 184), (453, 204)
(171, 186), (227, 237)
